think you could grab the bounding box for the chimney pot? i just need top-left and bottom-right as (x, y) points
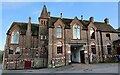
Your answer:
(81, 15), (83, 20)
(60, 13), (62, 18)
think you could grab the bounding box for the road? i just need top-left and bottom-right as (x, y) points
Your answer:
(0, 64), (2, 75)
(1, 63), (120, 75)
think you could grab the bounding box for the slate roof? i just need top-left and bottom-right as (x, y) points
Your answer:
(40, 5), (48, 18)
(7, 22), (39, 36)
(7, 16), (117, 35)
(49, 17), (116, 32)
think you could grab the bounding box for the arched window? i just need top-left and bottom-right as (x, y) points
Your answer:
(90, 28), (95, 39)
(11, 30), (19, 44)
(16, 47), (20, 54)
(57, 26), (62, 38)
(107, 43), (112, 54)
(57, 42), (62, 54)
(91, 43), (96, 54)
(9, 47), (14, 54)
(73, 24), (80, 39)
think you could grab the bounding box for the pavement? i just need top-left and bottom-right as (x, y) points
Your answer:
(1, 63), (119, 74)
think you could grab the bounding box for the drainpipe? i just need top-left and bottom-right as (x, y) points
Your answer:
(64, 29), (66, 66)
(87, 29), (90, 64)
(52, 28), (54, 68)
(100, 31), (104, 62)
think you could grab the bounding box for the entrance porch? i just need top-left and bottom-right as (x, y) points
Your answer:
(70, 44), (85, 63)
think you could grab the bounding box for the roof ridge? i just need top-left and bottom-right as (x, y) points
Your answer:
(13, 21), (39, 25)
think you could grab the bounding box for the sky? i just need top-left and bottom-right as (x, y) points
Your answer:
(0, 2), (119, 51)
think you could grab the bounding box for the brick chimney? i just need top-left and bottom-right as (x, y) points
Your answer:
(26, 17), (32, 49)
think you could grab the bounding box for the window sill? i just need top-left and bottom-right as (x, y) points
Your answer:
(10, 43), (19, 45)
(72, 39), (80, 40)
(90, 39), (95, 41)
(106, 40), (111, 41)
(57, 53), (63, 55)
(57, 38), (62, 39)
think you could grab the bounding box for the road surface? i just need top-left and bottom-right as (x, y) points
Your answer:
(1, 63), (120, 75)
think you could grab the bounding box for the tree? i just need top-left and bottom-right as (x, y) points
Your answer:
(117, 27), (120, 31)
(0, 50), (4, 63)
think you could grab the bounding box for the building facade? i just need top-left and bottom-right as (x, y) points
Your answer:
(3, 5), (119, 69)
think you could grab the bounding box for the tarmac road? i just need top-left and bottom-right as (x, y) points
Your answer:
(1, 63), (120, 75)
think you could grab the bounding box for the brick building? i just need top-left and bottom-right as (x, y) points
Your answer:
(3, 5), (119, 69)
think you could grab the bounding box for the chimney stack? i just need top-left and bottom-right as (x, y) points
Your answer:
(104, 18), (109, 24)
(89, 16), (94, 22)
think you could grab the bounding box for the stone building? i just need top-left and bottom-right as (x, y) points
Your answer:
(3, 5), (118, 69)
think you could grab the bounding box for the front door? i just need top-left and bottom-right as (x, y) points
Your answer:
(80, 50), (85, 63)
(24, 60), (31, 69)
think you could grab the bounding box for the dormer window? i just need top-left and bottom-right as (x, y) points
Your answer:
(90, 28), (95, 39)
(11, 30), (19, 44)
(73, 24), (80, 39)
(57, 26), (62, 38)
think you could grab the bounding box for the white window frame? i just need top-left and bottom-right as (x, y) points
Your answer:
(73, 24), (80, 39)
(11, 30), (19, 44)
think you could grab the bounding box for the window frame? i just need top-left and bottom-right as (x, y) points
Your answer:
(9, 47), (14, 54)
(73, 24), (80, 39)
(107, 43), (112, 54)
(11, 30), (19, 44)
(57, 42), (63, 54)
(90, 28), (95, 39)
(57, 26), (62, 38)
(106, 34), (111, 40)
(15, 47), (20, 54)
(91, 45), (96, 54)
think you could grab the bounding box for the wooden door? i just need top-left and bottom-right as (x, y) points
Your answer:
(24, 60), (31, 69)
(80, 50), (85, 63)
